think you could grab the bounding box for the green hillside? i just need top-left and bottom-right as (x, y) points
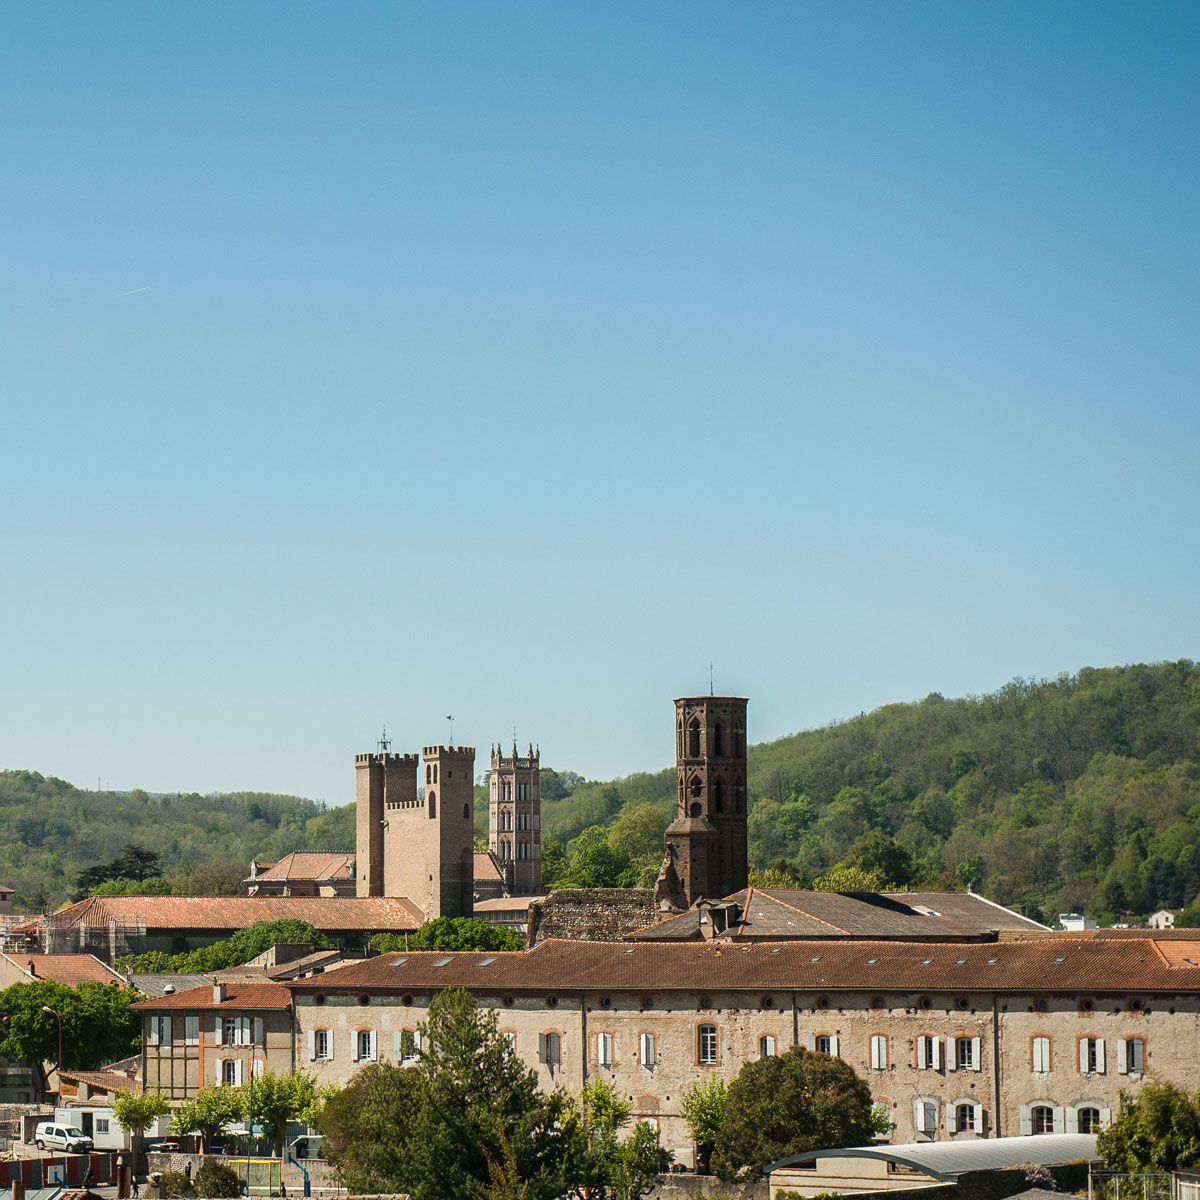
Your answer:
(6, 660), (1199, 922)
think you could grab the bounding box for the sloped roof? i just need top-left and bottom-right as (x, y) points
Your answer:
(59, 1069), (140, 1096)
(132, 981), (291, 1011)
(36, 895), (423, 933)
(474, 853), (503, 883)
(285, 932), (1200, 994)
(768, 1132), (1099, 1178)
(2, 953), (128, 986)
(250, 853), (354, 882)
(628, 888), (1045, 943)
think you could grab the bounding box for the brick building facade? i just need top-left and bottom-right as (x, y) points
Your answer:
(489, 743), (542, 895)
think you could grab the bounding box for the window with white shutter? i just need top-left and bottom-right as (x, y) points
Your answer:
(596, 1032), (613, 1067)
(185, 1016), (199, 1045)
(640, 1032), (655, 1066)
(870, 1035), (887, 1070)
(759, 1035), (776, 1059)
(1032, 1036), (1051, 1074)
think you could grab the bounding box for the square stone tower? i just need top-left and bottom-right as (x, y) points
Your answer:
(355, 751), (418, 897)
(664, 696), (748, 906)
(489, 742), (542, 895)
(416, 744), (477, 920)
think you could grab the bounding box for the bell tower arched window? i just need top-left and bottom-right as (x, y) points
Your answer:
(713, 723), (725, 756)
(687, 718), (701, 758)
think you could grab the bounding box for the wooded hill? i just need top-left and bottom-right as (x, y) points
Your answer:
(4, 661), (1198, 922)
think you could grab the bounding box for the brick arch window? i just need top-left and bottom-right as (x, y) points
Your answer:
(687, 718), (701, 758)
(428, 790), (436, 818)
(462, 803), (470, 819)
(697, 1023), (718, 1065)
(677, 721), (683, 757)
(689, 775), (702, 801)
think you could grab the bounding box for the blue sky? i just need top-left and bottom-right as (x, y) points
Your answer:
(2, 2), (1197, 803)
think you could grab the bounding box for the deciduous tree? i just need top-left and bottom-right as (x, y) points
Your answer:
(169, 1085), (244, 1153)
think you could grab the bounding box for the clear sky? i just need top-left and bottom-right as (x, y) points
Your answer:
(2, 2), (1197, 804)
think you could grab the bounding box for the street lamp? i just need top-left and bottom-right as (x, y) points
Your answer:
(41, 1005), (62, 1084)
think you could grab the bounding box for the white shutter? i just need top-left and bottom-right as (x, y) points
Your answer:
(351, 1032), (360, 1062)
(215, 1014), (223, 1038)
(1052, 1105), (1064, 1133)
(829, 1035), (839, 1058)
(913, 1098), (927, 1132)
(1099, 1106), (1111, 1127)
(1117, 1038), (1128, 1074)
(327, 1030), (334, 1061)
(640, 1033), (654, 1065)
(1065, 1106), (1078, 1134)
(252, 1058), (263, 1078)
(368, 1030), (377, 1061)
(240, 1016), (251, 1046)
(538, 1033), (547, 1063)
(216, 1059), (224, 1085)
(308, 1030), (316, 1062)
(934, 1036), (944, 1070)
(162, 1016), (172, 1044)
(1078, 1039), (1087, 1074)
(148, 1018), (160, 1047)
(946, 1039), (957, 1071)
(970, 1036), (981, 1071)
(394, 1030), (402, 1061)
(1020, 1105), (1032, 1135)
(1097, 1039), (1106, 1074)
(915, 1035), (926, 1068)
(945, 1102), (956, 1132)
(806, 1035), (816, 1051)
(253, 1017), (264, 1045)
(973, 1103), (983, 1132)
(234, 1059), (243, 1086)
(414, 1029), (422, 1051)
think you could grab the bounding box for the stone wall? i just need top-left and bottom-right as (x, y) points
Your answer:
(650, 1174), (769, 1200)
(528, 888), (659, 944)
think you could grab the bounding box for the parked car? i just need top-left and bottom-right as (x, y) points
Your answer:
(34, 1122), (94, 1153)
(145, 1138), (182, 1153)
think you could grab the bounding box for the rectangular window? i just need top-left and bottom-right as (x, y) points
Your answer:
(596, 1033), (613, 1067)
(540, 1032), (561, 1066)
(1032, 1036), (1051, 1074)
(185, 1016), (199, 1046)
(313, 1029), (329, 1060)
(870, 1034), (888, 1070)
(814, 1034), (831, 1055)
(760, 1034), (776, 1059)
(1080, 1037), (1105, 1074)
(956, 1037), (974, 1070)
(698, 1024), (718, 1065)
(1120, 1037), (1145, 1074)
(640, 1032), (655, 1066)
(955, 1103), (976, 1132)
(916, 1035), (940, 1070)
(223, 1018), (238, 1047)
(502, 1030), (516, 1054)
(222, 1059), (238, 1086)
(357, 1030), (375, 1062)
(96, 1119), (110, 1134)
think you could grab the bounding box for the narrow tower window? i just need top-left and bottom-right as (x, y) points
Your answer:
(687, 718), (701, 758)
(713, 723), (725, 756)
(428, 791), (436, 818)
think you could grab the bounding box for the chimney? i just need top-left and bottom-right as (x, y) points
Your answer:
(213, 980), (226, 1003)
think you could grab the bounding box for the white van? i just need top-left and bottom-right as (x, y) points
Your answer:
(34, 1122), (93, 1153)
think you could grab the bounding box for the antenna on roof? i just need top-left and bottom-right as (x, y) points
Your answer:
(709, 662), (714, 696)
(447, 715), (454, 747)
(378, 727), (391, 753)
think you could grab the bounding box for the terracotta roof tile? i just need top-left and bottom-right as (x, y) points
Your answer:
(473, 853), (503, 882)
(286, 934), (1200, 995)
(132, 981), (292, 1011)
(2, 953), (128, 986)
(59, 1069), (140, 1095)
(252, 853), (355, 882)
(38, 895), (422, 933)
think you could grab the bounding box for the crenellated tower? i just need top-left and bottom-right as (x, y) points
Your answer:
(417, 744), (476, 920)
(355, 751), (419, 897)
(489, 742), (542, 895)
(664, 696), (748, 906)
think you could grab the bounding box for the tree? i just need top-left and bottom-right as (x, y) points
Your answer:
(680, 1077), (728, 1173)
(372, 917), (523, 954)
(1098, 1081), (1200, 1172)
(581, 1081), (670, 1200)
(170, 1085), (245, 1153)
(243, 1068), (321, 1157)
(193, 1161), (240, 1198)
(113, 1089), (171, 1160)
(811, 864), (884, 892)
(319, 989), (590, 1200)
(711, 1047), (885, 1181)
(558, 825), (632, 888)
(73, 844), (162, 899)
(0, 981), (140, 1082)
(841, 831), (914, 888)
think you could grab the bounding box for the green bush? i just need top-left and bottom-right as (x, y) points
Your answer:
(193, 1161), (240, 1198)
(158, 1170), (195, 1198)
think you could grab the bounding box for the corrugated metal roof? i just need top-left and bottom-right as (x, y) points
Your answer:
(769, 1133), (1099, 1177)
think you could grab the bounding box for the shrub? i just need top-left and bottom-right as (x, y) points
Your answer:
(193, 1161), (240, 1198)
(159, 1171), (195, 1198)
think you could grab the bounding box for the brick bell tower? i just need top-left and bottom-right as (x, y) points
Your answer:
(664, 695), (749, 906)
(489, 742), (542, 895)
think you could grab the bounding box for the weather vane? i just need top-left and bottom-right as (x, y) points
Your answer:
(447, 715), (454, 746)
(378, 726), (390, 753)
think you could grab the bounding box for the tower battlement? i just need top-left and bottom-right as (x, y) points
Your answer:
(422, 745), (476, 759)
(355, 752), (419, 767)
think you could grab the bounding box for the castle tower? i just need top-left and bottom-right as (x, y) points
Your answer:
(355, 751), (419, 897)
(489, 742), (542, 895)
(414, 744), (476, 920)
(664, 696), (749, 906)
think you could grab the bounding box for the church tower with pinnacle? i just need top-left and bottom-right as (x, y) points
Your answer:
(663, 695), (748, 907)
(489, 741), (541, 895)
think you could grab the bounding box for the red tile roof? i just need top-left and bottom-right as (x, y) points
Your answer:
(59, 1069), (140, 1095)
(36, 895), (422, 933)
(252, 853), (354, 882)
(132, 981), (292, 1011)
(2, 953), (128, 986)
(286, 934), (1200, 996)
(474, 853), (503, 882)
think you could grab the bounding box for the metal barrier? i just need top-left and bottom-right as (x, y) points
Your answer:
(1089, 1170), (1174, 1200)
(224, 1157), (283, 1196)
